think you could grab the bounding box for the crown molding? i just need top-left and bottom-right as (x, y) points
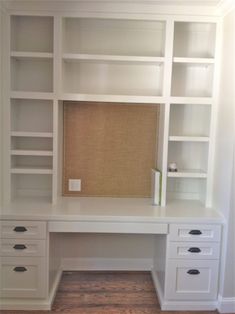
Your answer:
(1, 0), (221, 16)
(216, 0), (235, 16)
(0, 1), (8, 13)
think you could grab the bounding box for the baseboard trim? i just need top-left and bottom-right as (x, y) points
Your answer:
(48, 268), (63, 309)
(217, 295), (235, 313)
(151, 269), (164, 307)
(61, 257), (153, 271)
(0, 268), (62, 311)
(160, 300), (218, 311)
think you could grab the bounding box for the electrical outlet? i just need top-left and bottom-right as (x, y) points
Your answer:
(68, 179), (81, 191)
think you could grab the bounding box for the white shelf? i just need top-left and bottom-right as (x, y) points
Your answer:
(170, 97), (212, 105)
(168, 170), (207, 178)
(11, 132), (53, 138)
(11, 51), (53, 59)
(169, 136), (209, 142)
(61, 93), (164, 104)
(173, 57), (214, 64)
(11, 167), (53, 175)
(10, 91), (54, 100)
(63, 53), (164, 64)
(11, 150), (53, 156)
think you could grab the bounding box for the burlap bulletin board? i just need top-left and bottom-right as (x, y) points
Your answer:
(63, 102), (159, 197)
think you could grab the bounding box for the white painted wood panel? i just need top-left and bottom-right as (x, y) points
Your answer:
(0, 239), (46, 257)
(169, 224), (221, 242)
(167, 241), (220, 259)
(1, 221), (47, 239)
(49, 221), (168, 234)
(1, 256), (47, 298)
(165, 259), (219, 300)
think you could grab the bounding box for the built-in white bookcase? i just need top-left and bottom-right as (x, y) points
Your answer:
(166, 21), (216, 205)
(62, 18), (165, 97)
(8, 16), (54, 202)
(4, 14), (218, 206)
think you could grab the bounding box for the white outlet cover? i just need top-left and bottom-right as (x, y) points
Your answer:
(68, 179), (81, 191)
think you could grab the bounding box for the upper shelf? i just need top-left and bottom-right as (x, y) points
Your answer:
(11, 16), (53, 53)
(173, 22), (216, 58)
(173, 57), (214, 64)
(63, 53), (164, 64)
(11, 51), (53, 59)
(63, 18), (166, 57)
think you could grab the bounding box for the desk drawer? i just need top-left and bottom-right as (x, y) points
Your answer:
(169, 224), (221, 242)
(165, 259), (219, 300)
(1, 221), (46, 239)
(0, 239), (46, 257)
(49, 221), (168, 234)
(1, 257), (46, 299)
(168, 241), (220, 260)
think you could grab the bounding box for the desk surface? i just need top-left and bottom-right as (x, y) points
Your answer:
(0, 197), (224, 224)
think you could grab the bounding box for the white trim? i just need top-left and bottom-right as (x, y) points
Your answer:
(61, 257), (153, 271)
(151, 269), (164, 307)
(216, 0), (235, 17)
(217, 295), (235, 313)
(160, 299), (218, 311)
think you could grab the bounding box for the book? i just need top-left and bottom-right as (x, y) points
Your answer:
(151, 169), (162, 205)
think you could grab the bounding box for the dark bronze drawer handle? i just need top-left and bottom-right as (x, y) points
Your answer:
(14, 266), (27, 272)
(13, 244), (27, 250)
(189, 230), (202, 235)
(188, 247), (201, 253)
(14, 226), (27, 232)
(187, 269), (200, 275)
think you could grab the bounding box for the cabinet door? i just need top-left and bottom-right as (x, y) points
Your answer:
(1, 257), (47, 298)
(165, 259), (219, 300)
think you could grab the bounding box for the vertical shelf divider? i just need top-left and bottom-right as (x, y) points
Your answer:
(206, 21), (222, 207)
(3, 12), (11, 202)
(160, 19), (174, 206)
(52, 16), (62, 204)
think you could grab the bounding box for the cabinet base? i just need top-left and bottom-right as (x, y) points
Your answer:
(151, 269), (218, 311)
(0, 269), (62, 311)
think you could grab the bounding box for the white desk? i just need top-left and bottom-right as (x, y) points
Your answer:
(0, 197), (224, 311)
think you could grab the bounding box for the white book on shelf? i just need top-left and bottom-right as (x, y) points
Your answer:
(151, 169), (162, 206)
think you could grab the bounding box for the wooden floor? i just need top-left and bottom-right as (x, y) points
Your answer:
(2, 271), (220, 314)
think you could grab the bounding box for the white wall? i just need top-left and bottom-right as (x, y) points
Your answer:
(214, 8), (235, 300)
(0, 2), (3, 209)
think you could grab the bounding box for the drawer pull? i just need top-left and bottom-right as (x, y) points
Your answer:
(188, 247), (201, 253)
(14, 226), (27, 232)
(13, 244), (27, 250)
(187, 269), (200, 275)
(13, 266), (27, 272)
(189, 230), (202, 235)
